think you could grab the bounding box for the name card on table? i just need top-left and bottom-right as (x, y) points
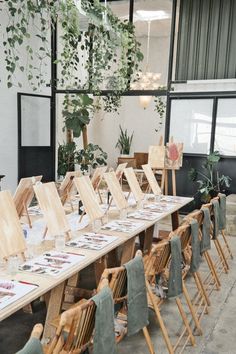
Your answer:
(66, 233), (118, 251)
(0, 279), (38, 311)
(128, 210), (161, 221)
(19, 250), (85, 277)
(102, 220), (144, 233)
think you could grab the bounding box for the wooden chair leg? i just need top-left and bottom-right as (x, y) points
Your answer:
(182, 282), (203, 335)
(146, 282), (174, 354)
(142, 327), (156, 354)
(175, 297), (196, 347)
(195, 272), (210, 307)
(213, 239), (229, 272)
(221, 230), (233, 259)
(204, 251), (221, 289)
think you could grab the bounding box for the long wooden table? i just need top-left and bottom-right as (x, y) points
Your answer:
(0, 195), (192, 340)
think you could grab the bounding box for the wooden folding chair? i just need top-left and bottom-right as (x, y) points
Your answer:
(143, 241), (197, 354)
(169, 223), (209, 336)
(212, 195), (233, 261)
(182, 209), (221, 295)
(201, 202), (229, 275)
(98, 253), (156, 354)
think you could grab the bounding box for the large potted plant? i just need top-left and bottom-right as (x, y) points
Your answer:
(188, 151), (231, 203)
(116, 125), (134, 157)
(75, 143), (108, 175)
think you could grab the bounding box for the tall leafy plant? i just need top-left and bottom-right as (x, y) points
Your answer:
(188, 151), (231, 202)
(116, 125), (134, 155)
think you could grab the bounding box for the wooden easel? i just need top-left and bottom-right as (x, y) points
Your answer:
(73, 175), (104, 224)
(59, 171), (81, 210)
(34, 182), (72, 240)
(164, 137), (184, 196)
(13, 175), (43, 228)
(142, 164), (162, 196)
(148, 144), (165, 193)
(124, 167), (144, 203)
(0, 190), (27, 260)
(103, 171), (128, 212)
(91, 166), (108, 204)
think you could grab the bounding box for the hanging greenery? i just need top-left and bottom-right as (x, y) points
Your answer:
(62, 93), (94, 138)
(154, 96), (166, 133)
(3, 0), (143, 107)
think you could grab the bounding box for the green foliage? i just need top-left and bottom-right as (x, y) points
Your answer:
(62, 94), (93, 138)
(75, 143), (108, 173)
(188, 151), (231, 202)
(115, 125), (134, 155)
(3, 0), (143, 112)
(57, 142), (108, 176)
(154, 96), (166, 133)
(57, 141), (76, 177)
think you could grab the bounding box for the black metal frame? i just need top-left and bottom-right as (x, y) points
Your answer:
(17, 92), (53, 181)
(49, 0), (236, 163)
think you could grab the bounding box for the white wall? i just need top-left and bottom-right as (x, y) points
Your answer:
(0, 7), (50, 192)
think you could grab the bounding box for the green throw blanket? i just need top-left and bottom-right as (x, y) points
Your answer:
(93, 286), (117, 354)
(200, 207), (211, 254)
(190, 220), (201, 273)
(124, 255), (149, 336)
(168, 236), (183, 298)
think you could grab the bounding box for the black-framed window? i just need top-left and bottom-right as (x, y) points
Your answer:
(168, 93), (236, 158)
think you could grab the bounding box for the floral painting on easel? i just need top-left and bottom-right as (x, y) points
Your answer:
(165, 143), (184, 169)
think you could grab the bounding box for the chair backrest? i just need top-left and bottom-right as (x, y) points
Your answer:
(170, 223), (192, 251)
(48, 299), (96, 354)
(144, 241), (171, 278)
(99, 266), (127, 303)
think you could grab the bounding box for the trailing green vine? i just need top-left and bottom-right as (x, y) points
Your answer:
(3, 0), (143, 112)
(154, 96), (166, 133)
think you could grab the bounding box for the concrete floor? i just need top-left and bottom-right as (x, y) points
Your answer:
(1, 231), (236, 354)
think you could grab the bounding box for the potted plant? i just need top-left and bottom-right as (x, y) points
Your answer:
(57, 142), (77, 178)
(116, 125), (134, 157)
(188, 151), (231, 203)
(75, 143), (108, 174)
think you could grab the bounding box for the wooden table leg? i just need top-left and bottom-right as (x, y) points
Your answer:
(139, 231), (145, 251)
(143, 225), (155, 255)
(107, 248), (119, 268)
(171, 211), (179, 230)
(43, 281), (66, 341)
(94, 256), (107, 285)
(120, 238), (136, 264)
(63, 273), (80, 309)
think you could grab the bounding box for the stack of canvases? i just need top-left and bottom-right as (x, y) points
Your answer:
(15, 192), (232, 354)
